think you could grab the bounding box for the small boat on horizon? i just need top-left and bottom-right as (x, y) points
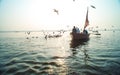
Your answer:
(92, 30), (101, 35)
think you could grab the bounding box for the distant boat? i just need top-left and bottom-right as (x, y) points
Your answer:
(92, 30), (101, 35)
(70, 7), (90, 41)
(48, 34), (62, 38)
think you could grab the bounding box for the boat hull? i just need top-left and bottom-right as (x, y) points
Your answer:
(70, 33), (90, 41)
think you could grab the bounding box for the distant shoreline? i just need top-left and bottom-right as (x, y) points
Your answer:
(0, 29), (120, 33)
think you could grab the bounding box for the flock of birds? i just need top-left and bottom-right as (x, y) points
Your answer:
(25, 0), (97, 39)
(25, 30), (65, 40)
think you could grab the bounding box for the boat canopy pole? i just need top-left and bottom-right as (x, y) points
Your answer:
(84, 7), (89, 30)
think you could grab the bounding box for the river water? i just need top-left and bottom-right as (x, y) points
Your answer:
(0, 31), (120, 75)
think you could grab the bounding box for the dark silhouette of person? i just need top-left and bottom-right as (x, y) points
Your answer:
(72, 26), (76, 33)
(83, 29), (88, 34)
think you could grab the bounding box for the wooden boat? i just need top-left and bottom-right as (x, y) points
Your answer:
(70, 32), (90, 40)
(71, 7), (90, 40)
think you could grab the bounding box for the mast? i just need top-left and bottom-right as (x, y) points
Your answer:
(84, 7), (89, 30)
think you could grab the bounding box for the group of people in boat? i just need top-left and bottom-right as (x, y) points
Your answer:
(72, 26), (88, 34)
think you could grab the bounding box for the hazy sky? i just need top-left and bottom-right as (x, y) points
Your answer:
(0, 0), (120, 31)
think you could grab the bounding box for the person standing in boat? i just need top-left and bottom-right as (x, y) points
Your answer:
(72, 26), (77, 33)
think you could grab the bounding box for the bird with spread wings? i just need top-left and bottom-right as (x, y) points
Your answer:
(53, 9), (59, 15)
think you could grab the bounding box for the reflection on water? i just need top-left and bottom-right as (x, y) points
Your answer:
(70, 39), (89, 48)
(70, 39), (90, 65)
(82, 48), (90, 65)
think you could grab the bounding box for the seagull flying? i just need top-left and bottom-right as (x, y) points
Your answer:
(91, 5), (96, 9)
(53, 9), (59, 15)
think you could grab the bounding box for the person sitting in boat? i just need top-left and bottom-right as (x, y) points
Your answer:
(76, 27), (80, 33)
(83, 29), (88, 34)
(72, 26), (77, 33)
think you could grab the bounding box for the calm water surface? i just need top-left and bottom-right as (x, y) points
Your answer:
(0, 31), (120, 75)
